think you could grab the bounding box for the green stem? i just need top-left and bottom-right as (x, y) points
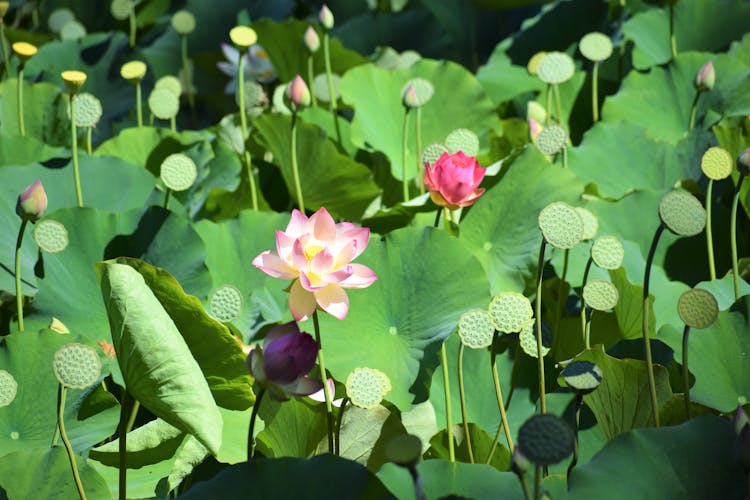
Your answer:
(119, 390), (129, 500)
(488, 339), (514, 464)
(15, 219), (27, 332)
(135, 81), (142, 128)
(70, 94), (83, 207)
(643, 223), (665, 428)
(170, 116), (176, 133)
(313, 311), (335, 454)
(592, 62), (600, 123)
(181, 34), (195, 120)
(553, 83), (563, 127)
(706, 179), (716, 280)
(0, 21), (9, 80)
(682, 325), (691, 419)
(731, 176), (745, 301)
(125, 400), (140, 433)
(504, 345), (520, 410)
(402, 107), (411, 203)
(86, 127), (92, 155)
(534, 239), (547, 414)
(58, 385), (87, 500)
(128, 7), (136, 48)
(552, 249), (569, 338)
(433, 207), (443, 229)
(545, 84), (551, 126)
(307, 56), (317, 108)
(416, 107), (424, 195)
(457, 343), (474, 463)
(566, 393), (583, 483)
(237, 51), (259, 211)
(322, 32), (342, 145)
(335, 397), (348, 456)
(562, 144), (568, 169)
(164, 189), (171, 210)
(440, 342), (455, 462)
(518, 472), (532, 500)
(291, 112), (305, 212)
(247, 387), (265, 460)
(580, 257), (594, 348)
(669, 2), (677, 60)
(18, 66), (24, 136)
(688, 90), (700, 131)
(534, 464), (541, 500)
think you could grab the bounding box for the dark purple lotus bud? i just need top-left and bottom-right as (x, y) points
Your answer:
(263, 331), (318, 384)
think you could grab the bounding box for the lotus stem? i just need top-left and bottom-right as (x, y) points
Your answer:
(643, 223), (665, 428)
(457, 343), (474, 463)
(534, 465), (541, 500)
(237, 49), (259, 211)
(505, 345), (520, 409)
(439, 342), (455, 461)
(86, 127), (92, 155)
(163, 189), (171, 210)
(128, 7), (136, 48)
(553, 249), (570, 338)
(487, 339), (514, 464)
(135, 81), (142, 128)
(706, 179), (716, 280)
(313, 311), (335, 454)
(688, 90), (701, 131)
(402, 107), (411, 203)
(125, 400), (139, 433)
(58, 385), (87, 500)
(566, 393), (583, 483)
(416, 107), (424, 195)
(335, 397), (348, 456)
(15, 219), (28, 332)
(580, 257), (594, 347)
(669, 2), (677, 60)
(69, 93), (83, 207)
(17, 66), (24, 136)
(247, 387), (265, 460)
(592, 62), (600, 123)
(170, 116), (176, 133)
(731, 176), (745, 301)
(180, 34), (195, 120)
(307, 56), (317, 108)
(0, 21), (9, 80)
(545, 84), (552, 126)
(118, 390), (129, 500)
(534, 239), (547, 414)
(290, 112), (305, 213)
(682, 325), (691, 419)
(553, 83), (563, 127)
(322, 32), (342, 144)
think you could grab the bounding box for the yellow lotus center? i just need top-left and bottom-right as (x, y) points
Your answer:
(304, 245), (324, 262)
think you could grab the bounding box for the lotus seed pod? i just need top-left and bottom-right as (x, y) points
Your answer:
(303, 26), (320, 53)
(229, 26), (257, 49)
(527, 100), (547, 124)
(0, 2), (9, 19)
(527, 51), (547, 75)
(457, 308), (495, 349)
(519, 319), (550, 358)
(209, 285), (243, 323)
(235, 80), (267, 112)
(160, 153), (197, 192)
(517, 414), (575, 466)
(400, 78), (434, 107)
(49, 317), (70, 334)
(33, 219), (69, 253)
(61, 70), (87, 94)
(562, 361), (602, 394)
(579, 32), (613, 62)
(374, 369), (392, 395)
(48, 8), (75, 33)
(528, 118), (543, 141)
(16, 179), (47, 222)
(694, 60), (715, 92)
(677, 288), (718, 329)
(110, 0), (132, 21)
(536, 52), (575, 85)
(575, 207), (598, 241)
(68, 92), (102, 127)
(12, 42), (37, 65)
(286, 75), (311, 108)
(583, 279), (619, 311)
(0, 370), (17, 407)
(445, 128), (479, 157)
(53, 343), (102, 389)
(700, 146), (733, 180)
(148, 87), (180, 120)
(737, 147), (750, 176)
(120, 60), (147, 83)
(535, 124), (568, 155)
(319, 4), (334, 30)
(171, 10), (196, 35)
(312, 72), (340, 103)
(422, 143), (448, 167)
(591, 235), (624, 270)
(60, 20), (86, 41)
(538, 201), (585, 250)
(346, 367), (389, 409)
(155, 75), (183, 97)
(385, 434), (422, 467)
(658, 190), (706, 237)
(488, 292), (533, 333)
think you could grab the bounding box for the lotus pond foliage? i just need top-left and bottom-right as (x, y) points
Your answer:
(1, 0), (750, 499)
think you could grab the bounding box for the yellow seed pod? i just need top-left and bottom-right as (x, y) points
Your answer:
(120, 60), (147, 83)
(229, 26), (257, 49)
(12, 42), (37, 65)
(61, 70), (87, 94)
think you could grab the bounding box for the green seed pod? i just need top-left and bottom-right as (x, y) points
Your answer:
(536, 52), (575, 85)
(562, 361), (603, 394)
(583, 279), (619, 311)
(538, 201), (584, 250)
(575, 207), (598, 241)
(346, 367), (391, 409)
(0, 370), (18, 407)
(658, 190), (706, 237)
(535, 124), (567, 155)
(68, 92), (102, 128)
(579, 32), (613, 62)
(591, 235), (624, 270)
(33, 219), (69, 253)
(160, 153), (197, 192)
(445, 128), (479, 157)
(148, 87), (180, 120)
(400, 78), (434, 107)
(519, 319), (550, 358)
(171, 10), (196, 36)
(53, 343), (102, 389)
(677, 288), (718, 329)
(517, 414), (575, 466)
(457, 308), (495, 349)
(48, 8), (76, 34)
(60, 20), (86, 40)
(700, 147), (733, 181)
(421, 143), (449, 167)
(489, 292), (533, 333)
(209, 285), (243, 323)
(155, 75), (183, 97)
(110, 0), (132, 21)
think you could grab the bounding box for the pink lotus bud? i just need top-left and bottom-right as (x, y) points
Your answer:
(423, 151), (486, 210)
(303, 26), (320, 53)
(319, 4), (334, 30)
(528, 118), (543, 141)
(286, 75), (311, 108)
(402, 84), (419, 108)
(16, 179), (47, 222)
(738, 147), (750, 176)
(694, 60), (714, 92)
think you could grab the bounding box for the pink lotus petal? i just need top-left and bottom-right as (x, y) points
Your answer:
(286, 209), (309, 238)
(310, 247), (334, 275)
(289, 279), (318, 321)
(340, 227), (370, 259)
(299, 271), (327, 291)
(309, 207), (336, 242)
(275, 230), (295, 261)
(291, 238), (309, 271)
(331, 240), (356, 269)
(424, 163), (437, 191)
(252, 251), (297, 279)
(308, 378), (344, 407)
(314, 284), (349, 320)
(322, 265), (353, 284)
(339, 263), (377, 289)
(457, 188), (485, 207)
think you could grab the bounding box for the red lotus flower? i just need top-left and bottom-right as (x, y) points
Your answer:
(424, 151), (486, 210)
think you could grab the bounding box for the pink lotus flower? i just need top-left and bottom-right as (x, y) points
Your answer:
(252, 207), (377, 321)
(16, 179), (47, 222)
(424, 151), (486, 210)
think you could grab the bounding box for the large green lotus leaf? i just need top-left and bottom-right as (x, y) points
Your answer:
(25, 206), (211, 337)
(256, 396), (327, 458)
(0, 446), (110, 500)
(179, 455), (394, 499)
(658, 297), (750, 412)
(0, 330), (118, 458)
(602, 52), (750, 143)
(571, 345), (672, 441)
(339, 59), (499, 181)
(0, 135), (64, 166)
(113, 257), (253, 410)
(194, 209), (291, 336)
(96, 261), (222, 455)
(568, 121), (712, 199)
(378, 460), (524, 500)
(567, 416), (745, 499)
(426, 422), (511, 470)
(90, 417), (185, 468)
(476, 43), (544, 105)
(253, 113), (380, 220)
(331, 404), (392, 465)
(0, 78), (69, 146)
(89, 454), (182, 499)
(460, 146), (584, 295)
(252, 18), (368, 83)
(622, 0), (750, 69)
(315, 226), (489, 410)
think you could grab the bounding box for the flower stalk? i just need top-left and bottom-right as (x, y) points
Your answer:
(642, 223), (665, 428)
(313, 311), (335, 454)
(457, 343), (474, 463)
(247, 387), (265, 460)
(731, 175), (745, 301)
(58, 384), (87, 499)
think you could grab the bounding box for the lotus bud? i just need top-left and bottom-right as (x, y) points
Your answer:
(738, 147), (750, 176)
(528, 118), (543, 141)
(527, 100), (547, 124)
(16, 179), (47, 222)
(694, 60), (715, 92)
(303, 26), (320, 54)
(402, 84), (419, 108)
(319, 4), (334, 30)
(286, 75), (311, 109)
